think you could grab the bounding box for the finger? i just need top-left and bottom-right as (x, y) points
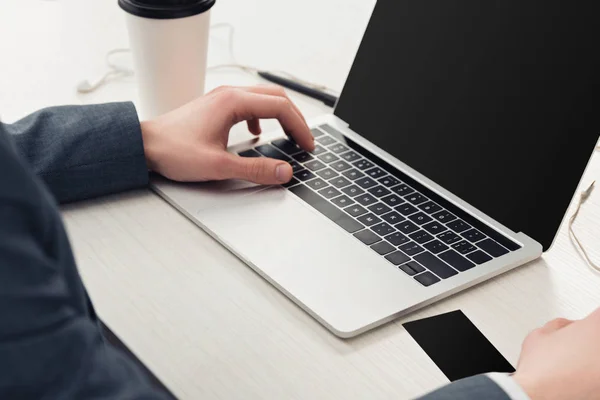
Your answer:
(541, 318), (574, 333)
(226, 91), (314, 151)
(222, 85), (312, 142)
(247, 118), (262, 135)
(223, 153), (293, 185)
(240, 85), (309, 127)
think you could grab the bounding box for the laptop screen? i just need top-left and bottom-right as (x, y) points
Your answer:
(335, 0), (600, 250)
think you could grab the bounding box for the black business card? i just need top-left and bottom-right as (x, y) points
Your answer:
(403, 310), (515, 381)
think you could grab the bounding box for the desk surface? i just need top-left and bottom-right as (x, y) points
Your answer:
(2, 1), (600, 399)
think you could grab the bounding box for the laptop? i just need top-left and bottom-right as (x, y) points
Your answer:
(151, 0), (600, 337)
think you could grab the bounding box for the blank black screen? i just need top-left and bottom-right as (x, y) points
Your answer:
(335, 1), (600, 250)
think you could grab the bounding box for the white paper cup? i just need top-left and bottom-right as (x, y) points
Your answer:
(119, 0), (215, 119)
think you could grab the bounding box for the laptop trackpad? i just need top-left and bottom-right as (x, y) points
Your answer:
(195, 185), (424, 336)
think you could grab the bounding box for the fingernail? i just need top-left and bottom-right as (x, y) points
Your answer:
(276, 164), (289, 183)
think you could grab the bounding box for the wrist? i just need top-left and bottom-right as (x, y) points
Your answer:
(140, 119), (161, 172)
(513, 372), (552, 400)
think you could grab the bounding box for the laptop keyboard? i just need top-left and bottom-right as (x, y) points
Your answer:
(239, 124), (519, 287)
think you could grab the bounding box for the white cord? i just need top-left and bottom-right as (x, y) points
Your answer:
(77, 23), (337, 95)
(569, 180), (599, 273)
(76, 49), (133, 93)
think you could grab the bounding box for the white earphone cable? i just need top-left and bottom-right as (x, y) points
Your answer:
(569, 180), (599, 273)
(77, 23), (337, 95)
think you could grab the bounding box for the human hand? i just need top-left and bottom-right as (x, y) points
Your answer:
(512, 308), (600, 400)
(140, 85), (314, 185)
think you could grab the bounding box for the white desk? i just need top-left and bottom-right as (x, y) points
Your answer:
(2, 1), (600, 399)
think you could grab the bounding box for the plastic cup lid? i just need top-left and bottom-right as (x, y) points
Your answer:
(118, 0), (216, 19)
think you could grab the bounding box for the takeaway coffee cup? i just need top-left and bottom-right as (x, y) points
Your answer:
(118, 0), (216, 119)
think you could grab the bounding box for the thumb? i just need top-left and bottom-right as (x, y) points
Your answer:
(225, 153), (293, 185)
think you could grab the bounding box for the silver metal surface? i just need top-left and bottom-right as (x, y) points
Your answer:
(150, 114), (542, 338)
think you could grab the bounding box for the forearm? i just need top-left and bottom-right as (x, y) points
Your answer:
(4, 102), (149, 203)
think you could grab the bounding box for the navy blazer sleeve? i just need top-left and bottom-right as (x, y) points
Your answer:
(5, 102), (149, 203)
(0, 104), (168, 399)
(416, 375), (513, 400)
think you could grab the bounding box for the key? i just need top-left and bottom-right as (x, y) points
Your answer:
(345, 204), (368, 217)
(354, 229), (381, 245)
(368, 185), (392, 198)
(437, 231), (461, 245)
(328, 143), (349, 154)
(304, 160), (327, 171)
(419, 201), (442, 214)
(447, 219), (471, 233)
(331, 160), (352, 172)
(342, 168), (365, 180)
(294, 169), (316, 181)
(414, 252), (458, 279)
(385, 231), (409, 246)
(331, 195), (354, 208)
(452, 240), (477, 255)
(477, 239), (509, 257)
(316, 136), (336, 146)
(381, 194), (403, 207)
(371, 222), (395, 236)
(335, 216), (364, 233)
(311, 145), (327, 155)
(289, 180), (356, 237)
(422, 221), (447, 235)
(355, 177), (377, 189)
(405, 192), (427, 205)
(432, 210), (457, 223)
(368, 203), (392, 215)
(310, 128), (324, 138)
(385, 251), (411, 266)
(356, 194), (378, 206)
(391, 183), (414, 196)
(438, 250), (475, 272)
(396, 203), (418, 216)
(282, 177), (300, 188)
(330, 176), (352, 188)
(396, 220), (419, 234)
(317, 152), (339, 164)
(318, 186), (341, 199)
(357, 213), (381, 226)
(381, 211), (403, 225)
(293, 151), (314, 163)
(399, 241), (425, 256)
(404, 261), (425, 274)
(423, 240), (449, 254)
(371, 241), (396, 255)
(414, 272), (441, 287)
(239, 149), (261, 158)
(316, 168), (339, 180)
(255, 144), (290, 161)
(365, 167), (386, 179)
(271, 138), (301, 155)
(408, 212), (433, 225)
(353, 159), (374, 170)
(466, 250), (493, 265)
(306, 178), (328, 190)
(289, 161), (303, 173)
(461, 228), (485, 243)
(341, 184), (365, 197)
(378, 175), (400, 187)
(409, 230), (434, 244)
(341, 151), (361, 162)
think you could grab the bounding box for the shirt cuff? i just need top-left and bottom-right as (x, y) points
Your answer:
(486, 373), (531, 400)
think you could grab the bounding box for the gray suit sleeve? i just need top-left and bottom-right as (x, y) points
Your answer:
(416, 375), (512, 400)
(4, 102), (149, 203)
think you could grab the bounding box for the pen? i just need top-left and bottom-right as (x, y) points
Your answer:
(257, 71), (338, 108)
